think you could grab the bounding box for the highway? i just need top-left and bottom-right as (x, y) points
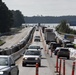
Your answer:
(16, 29), (55, 75)
(16, 28), (76, 75)
(0, 26), (76, 75)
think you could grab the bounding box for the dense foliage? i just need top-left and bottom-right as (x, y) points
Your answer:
(56, 20), (76, 34)
(0, 0), (13, 33)
(12, 10), (25, 27)
(0, 0), (25, 33)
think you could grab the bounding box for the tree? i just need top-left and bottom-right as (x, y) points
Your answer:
(12, 10), (25, 27)
(56, 20), (70, 33)
(0, 0), (13, 33)
(56, 20), (76, 34)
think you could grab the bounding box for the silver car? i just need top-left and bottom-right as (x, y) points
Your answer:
(0, 55), (19, 75)
(28, 44), (43, 50)
(22, 50), (41, 67)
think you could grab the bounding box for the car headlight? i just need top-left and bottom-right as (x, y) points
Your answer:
(35, 58), (38, 60)
(23, 58), (27, 60)
(0, 71), (4, 74)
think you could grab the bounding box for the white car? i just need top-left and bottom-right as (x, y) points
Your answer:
(0, 55), (19, 75)
(22, 50), (41, 67)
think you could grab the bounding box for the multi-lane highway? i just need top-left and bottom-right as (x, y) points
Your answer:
(0, 26), (76, 75)
(16, 28), (76, 75)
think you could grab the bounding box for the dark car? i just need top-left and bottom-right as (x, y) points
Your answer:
(0, 55), (19, 75)
(50, 42), (61, 52)
(57, 48), (70, 59)
(54, 47), (63, 55)
(65, 43), (75, 48)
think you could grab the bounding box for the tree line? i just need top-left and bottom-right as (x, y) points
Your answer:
(0, 0), (25, 33)
(56, 20), (76, 34)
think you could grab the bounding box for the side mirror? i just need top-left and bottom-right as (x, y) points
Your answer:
(11, 63), (15, 66)
(26, 48), (28, 49)
(41, 48), (43, 49)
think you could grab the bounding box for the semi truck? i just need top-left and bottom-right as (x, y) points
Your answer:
(44, 28), (56, 44)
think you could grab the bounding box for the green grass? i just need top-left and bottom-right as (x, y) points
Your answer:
(74, 44), (76, 49)
(0, 40), (5, 46)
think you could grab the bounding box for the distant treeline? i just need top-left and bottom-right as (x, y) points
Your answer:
(0, 0), (25, 33)
(24, 16), (76, 26)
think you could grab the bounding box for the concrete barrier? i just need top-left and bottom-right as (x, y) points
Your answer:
(11, 27), (35, 61)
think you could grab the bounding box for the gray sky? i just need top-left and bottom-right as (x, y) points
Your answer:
(2, 0), (76, 16)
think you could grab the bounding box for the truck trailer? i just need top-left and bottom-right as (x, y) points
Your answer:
(44, 28), (56, 44)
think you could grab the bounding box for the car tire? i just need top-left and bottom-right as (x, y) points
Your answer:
(22, 62), (25, 67)
(17, 70), (19, 75)
(67, 56), (69, 59)
(8, 72), (11, 75)
(39, 63), (41, 67)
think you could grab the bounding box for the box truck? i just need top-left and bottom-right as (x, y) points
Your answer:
(44, 28), (56, 44)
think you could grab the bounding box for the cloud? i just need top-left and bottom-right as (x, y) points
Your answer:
(2, 0), (76, 16)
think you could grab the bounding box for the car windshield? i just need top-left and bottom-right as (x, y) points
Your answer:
(28, 46), (40, 49)
(25, 51), (40, 55)
(35, 36), (40, 38)
(0, 57), (8, 66)
(66, 45), (74, 48)
(34, 39), (40, 41)
(60, 49), (69, 52)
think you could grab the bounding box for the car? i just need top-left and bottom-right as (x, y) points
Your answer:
(34, 36), (40, 39)
(28, 44), (42, 50)
(62, 39), (72, 47)
(54, 47), (63, 55)
(0, 55), (19, 75)
(50, 42), (61, 52)
(22, 50), (41, 67)
(57, 48), (70, 59)
(65, 43), (75, 48)
(34, 38), (40, 42)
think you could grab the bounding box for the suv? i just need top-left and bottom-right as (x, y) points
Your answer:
(50, 42), (61, 52)
(65, 43), (75, 48)
(22, 50), (41, 67)
(54, 47), (63, 55)
(57, 48), (70, 59)
(0, 55), (19, 75)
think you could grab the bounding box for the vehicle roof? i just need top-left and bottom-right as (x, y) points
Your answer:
(26, 49), (41, 52)
(50, 42), (57, 45)
(0, 55), (10, 58)
(66, 43), (74, 45)
(62, 39), (71, 43)
(56, 47), (64, 49)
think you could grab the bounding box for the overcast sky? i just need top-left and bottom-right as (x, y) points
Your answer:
(2, 0), (76, 16)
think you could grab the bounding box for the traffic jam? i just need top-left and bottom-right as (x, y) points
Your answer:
(0, 26), (76, 75)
